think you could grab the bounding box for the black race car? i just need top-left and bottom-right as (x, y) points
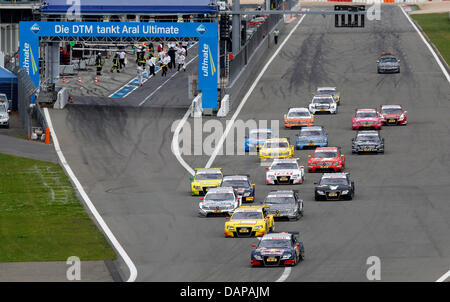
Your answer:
(251, 232), (305, 267)
(314, 173), (354, 201)
(262, 190), (304, 220)
(377, 52), (400, 74)
(221, 175), (255, 203)
(352, 130), (384, 154)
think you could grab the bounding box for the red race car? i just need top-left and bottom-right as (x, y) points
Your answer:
(379, 104), (407, 126)
(307, 147), (345, 173)
(352, 109), (382, 130)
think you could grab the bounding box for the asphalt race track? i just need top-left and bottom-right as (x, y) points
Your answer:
(49, 6), (450, 281)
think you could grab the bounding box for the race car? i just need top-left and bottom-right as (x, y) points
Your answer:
(224, 205), (275, 238)
(190, 168), (223, 196)
(352, 130), (384, 154)
(221, 175), (255, 203)
(245, 128), (274, 152)
(251, 232), (305, 267)
(379, 104), (407, 126)
(295, 126), (328, 150)
(262, 190), (304, 220)
(198, 187), (241, 217)
(316, 87), (340, 105)
(283, 107), (314, 128)
(377, 52), (400, 74)
(308, 94), (337, 114)
(259, 138), (295, 161)
(352, 109), (383, 130)
(314, 173), (354, 201)
(265, 158), (304, 185)
(307, 147), (345, 173)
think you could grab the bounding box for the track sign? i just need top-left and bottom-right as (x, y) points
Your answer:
(335, 5), (365, 28)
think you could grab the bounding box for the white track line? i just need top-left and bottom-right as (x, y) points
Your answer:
(401, 5), (450, 282)
(276, 267), (292, 282)
(44, 108), (138, 282)
(436, 270), (450, 282)
(400, 5), (450, 84)
(138, 55), (198, 107)
(171, 103), (196, 176)
(205, 14), (306, 169)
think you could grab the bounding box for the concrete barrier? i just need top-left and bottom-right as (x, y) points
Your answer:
(190, 93), (203, 118)
(217, 94), (230, 117)
(54, 87), (69, 109)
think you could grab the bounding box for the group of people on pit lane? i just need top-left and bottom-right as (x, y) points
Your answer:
(95, 40), (189, 86)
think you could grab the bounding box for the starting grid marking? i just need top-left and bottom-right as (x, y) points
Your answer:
(109, 43), (196, 99)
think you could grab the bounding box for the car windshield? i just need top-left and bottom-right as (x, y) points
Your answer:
(313, 151), (338, 158)
(380, 57), (397, 63)
(196, 173), (222, 180)
(265, 195), (295, 205)
(320, 177), (349, 185)
(222, 179), (250, 188)
(259, 239), (292, 248)
(265, 142), (288, 148)
(382, 107), (402, 114)
(318, 90), (335, 95)
(313, 98), (332, 104)
(205, 193), (234, 201)
(249, 131), (272, 140)
(232, 211), (262, 220)
(288, 111), (310, 118)
(356, 112), (377, 118)
(357, 135), (379, 142)
(271, 163), (298, 170)
(300, 130), (323, 136)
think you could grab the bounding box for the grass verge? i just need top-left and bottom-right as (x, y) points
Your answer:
(0, 153), (116, 262)
(411, 13), (450, 67)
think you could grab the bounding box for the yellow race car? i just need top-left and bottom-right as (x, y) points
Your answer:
(259, 138), (295, 160)
(224, 205), (275, 238)
(190, 168), (223, 196)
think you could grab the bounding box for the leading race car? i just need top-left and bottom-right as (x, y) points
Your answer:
(283, 107), (314, 128)
(307, 147), (345, 173)
(198, 187), (241, 217)
(352, 130), (385, 154)
(251, 232), (305, 267)
(259, 138), (295, 161)
(262, 190), (304, 220)
(295, 126), (328, 150)
(377, 52), (400, 74)
(379, 104), (407, 126)
(221, 175), (255, 203)
(316, 87), (340, 105)
(352, 108), (383, 130)
(308, 94), (337, 114)
(314, 173), (355, 201)
(224, 205), (275, 238)
(190, 168), (223, 196)
(265, 158), (304, 185)
(245, 128), (274, 152)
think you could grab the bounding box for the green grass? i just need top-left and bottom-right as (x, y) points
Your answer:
(0, 153), (116, 262)
(411, 13), (450, 66)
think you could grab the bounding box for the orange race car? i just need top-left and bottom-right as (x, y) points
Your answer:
(284, 107), (314, 128)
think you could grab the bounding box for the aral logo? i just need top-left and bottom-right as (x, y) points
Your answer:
(30, 23), (40, 34)
(196, 24), (207, 35)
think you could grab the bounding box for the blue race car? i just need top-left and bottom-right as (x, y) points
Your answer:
(295, 126), (328, 150)
(251, 232), (305, 267)
(245, 128), (273, 152)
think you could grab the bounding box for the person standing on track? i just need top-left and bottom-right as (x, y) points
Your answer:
(110, 53), (120, 73)
(168, 44), (176, 70)
(95, 52), (103, 75)
(149, 53), (157, 77)
(273, 29), (280, 45)
(160, 53), (170, 77)
(182, 40), (188, 56)
(177, 50), (186, 72)
(137, 65), (144, 86)
(119, 50), (126, 69)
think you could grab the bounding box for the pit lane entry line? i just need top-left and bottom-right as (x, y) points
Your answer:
(44, 108), (138, 282)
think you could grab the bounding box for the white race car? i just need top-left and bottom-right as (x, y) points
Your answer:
(308, 94), (337, 114)
(265, 158), (305, 185)
(198, 187), (241, 217)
